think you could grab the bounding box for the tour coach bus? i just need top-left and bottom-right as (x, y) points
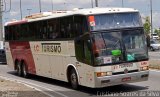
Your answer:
(5, 7), (149, 89)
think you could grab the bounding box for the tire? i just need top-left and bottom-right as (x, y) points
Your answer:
(70, 69), (79, 89)
(16, 61), (22, 76)
(22, 62), (29, 78)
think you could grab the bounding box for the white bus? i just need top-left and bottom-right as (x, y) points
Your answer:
(5, 8), (149, 89)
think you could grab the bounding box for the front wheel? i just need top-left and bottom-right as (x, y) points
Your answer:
(70, 69), (79, 89)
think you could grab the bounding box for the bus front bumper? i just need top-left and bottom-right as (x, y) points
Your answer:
(95, 71), (149, 88)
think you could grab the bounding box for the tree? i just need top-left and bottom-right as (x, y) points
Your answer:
(154, 29), (160, 36)
(143, 16), (151, 35)
(154, 29), (159, 34)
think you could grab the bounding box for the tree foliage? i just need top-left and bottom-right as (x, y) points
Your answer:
(143, 16), (151, 35)
(154, 28), (160, 36)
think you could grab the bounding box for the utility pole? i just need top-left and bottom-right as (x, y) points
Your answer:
(51, 0), (53, 11)
(91, 0), (94, 8)
(95, 0), (98, 7)
(0, 0), (3, 41)
(122, 0), (124, 7)
(150, 0), (153, 36)
(20, 0), (22, 19)
(39, 0), (42, 13)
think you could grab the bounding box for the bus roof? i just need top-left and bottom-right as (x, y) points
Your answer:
(5, 7), (139, 26)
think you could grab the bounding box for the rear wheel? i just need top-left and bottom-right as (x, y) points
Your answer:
(22, 62), (29, 78)
(70, 69), (79, 89)
(16, 61), (22, 76)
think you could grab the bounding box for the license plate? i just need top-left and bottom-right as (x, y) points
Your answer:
(119, 63), (133, 68)
(112, 63), (133, 70)
(122, 77), (131, 82)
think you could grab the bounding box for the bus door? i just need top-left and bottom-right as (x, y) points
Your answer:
(75, 34), (94, 85)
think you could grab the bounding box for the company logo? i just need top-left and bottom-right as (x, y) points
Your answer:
(124, 68), (129, 74)
(41, 43), (61, 53)
(34, 45), (40, 52)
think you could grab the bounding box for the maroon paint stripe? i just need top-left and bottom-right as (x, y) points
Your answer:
(9, 41), (36, 74)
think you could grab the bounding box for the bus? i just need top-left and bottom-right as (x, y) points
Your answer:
(4, 8), (149, 89)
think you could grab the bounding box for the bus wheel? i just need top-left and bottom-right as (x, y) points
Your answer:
(70, 69), (78, 89)
(22, 62), (29, 78)
(16, 62), (22, 76)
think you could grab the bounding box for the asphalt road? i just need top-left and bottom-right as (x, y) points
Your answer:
(0, 64), (160, 97)
(149, 50), (160, 60)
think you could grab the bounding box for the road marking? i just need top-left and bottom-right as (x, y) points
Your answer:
(0, 75), (68, 97)
(23, 83), (55, 97)
(150, 70), (160, 73)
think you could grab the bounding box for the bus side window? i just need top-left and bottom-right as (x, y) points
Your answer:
(73, 15), (88, 37)
(59, 16), (73, 38)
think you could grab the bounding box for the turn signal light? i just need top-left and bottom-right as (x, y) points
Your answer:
(140, 66), (149, 71)
(96, 72), (112, 77)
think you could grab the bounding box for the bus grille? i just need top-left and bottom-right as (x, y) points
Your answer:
(112, 70), (139, 75)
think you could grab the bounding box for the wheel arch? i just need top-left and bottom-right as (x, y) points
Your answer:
(66, 64), (80, 84)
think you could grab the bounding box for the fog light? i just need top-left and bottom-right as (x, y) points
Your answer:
(141, 74), (149, 78)
(101, 80), (110, 84)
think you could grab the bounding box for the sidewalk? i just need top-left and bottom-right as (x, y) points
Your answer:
(0, 78), (49, 97)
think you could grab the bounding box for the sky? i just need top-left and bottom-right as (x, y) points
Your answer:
(2, 0), (160, 29)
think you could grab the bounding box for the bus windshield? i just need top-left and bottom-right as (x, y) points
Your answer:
(88, 12), (142, 31)
(92, 29), (148, 65)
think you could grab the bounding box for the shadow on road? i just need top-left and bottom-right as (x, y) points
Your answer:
(77, 84), (148, 96)
(0, 63), (7, 65)
(7, 71), (148, 96)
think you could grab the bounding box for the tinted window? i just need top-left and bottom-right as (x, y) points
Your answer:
(5, 15), (89, 41)
(89, 12), (142, 31)
(74, 16), (88, 37)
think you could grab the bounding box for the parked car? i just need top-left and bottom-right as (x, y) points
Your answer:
(0, 49), (6, 64)
(151, 33), (159, 40)
(150, 39), (160, 51)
